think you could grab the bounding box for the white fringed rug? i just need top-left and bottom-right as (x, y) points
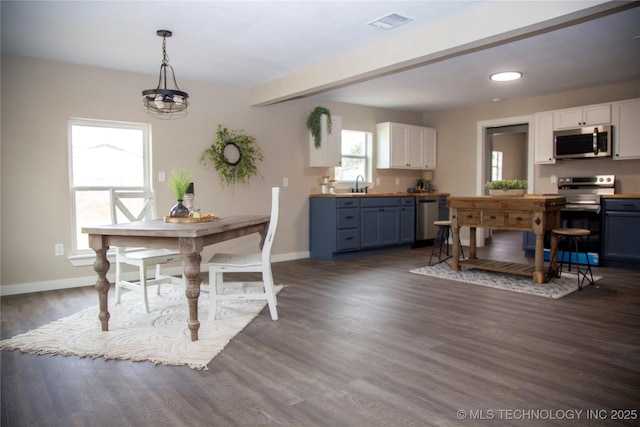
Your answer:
(410, 263), (600, 299)
(0, 283), (284, 370)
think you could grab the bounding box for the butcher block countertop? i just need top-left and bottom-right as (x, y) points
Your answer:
(310, 191), (450, 198)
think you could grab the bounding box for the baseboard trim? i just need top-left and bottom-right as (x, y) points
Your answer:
(0, 251), (310, 296)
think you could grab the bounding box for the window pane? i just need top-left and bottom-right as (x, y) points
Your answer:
(336, 129), (372, 183)
(71, 125), (144, 186)
(74, 190), (112, 251)
(335, 158), (366, 181)
(342, 131), (365, 155)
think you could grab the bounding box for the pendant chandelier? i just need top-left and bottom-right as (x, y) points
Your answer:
(142, 30), (189, 115)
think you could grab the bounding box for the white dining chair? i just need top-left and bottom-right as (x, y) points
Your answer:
(110, 190), (185, 313)
(207, 187), (280, 321)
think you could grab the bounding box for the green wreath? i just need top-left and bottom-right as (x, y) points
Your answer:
(201, 125), (263, 187)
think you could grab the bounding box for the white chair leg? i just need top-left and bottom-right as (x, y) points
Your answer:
(140, 266), (150, 313)
(262, 267), (278, 321)
(155, 264), (162, 295)
(208, 270), (221, 321)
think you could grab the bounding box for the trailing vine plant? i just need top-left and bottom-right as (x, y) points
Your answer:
(306, 106), (332, 148)
(201, 125), (263, 188)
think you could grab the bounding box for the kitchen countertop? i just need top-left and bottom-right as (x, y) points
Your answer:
(310, 192), (450, 198)
(601, 194), (640, 199)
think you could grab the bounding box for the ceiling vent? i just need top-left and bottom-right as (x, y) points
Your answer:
(368, 12), (413, 30)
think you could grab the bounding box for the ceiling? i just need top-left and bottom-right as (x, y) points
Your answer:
(2, 1), (639, 113)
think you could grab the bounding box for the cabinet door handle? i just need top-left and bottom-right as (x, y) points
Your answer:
(515, 216), (523, 221)
(466, 214), (474, 219)
(346, 216), (354, 219)
(490, 215), (497, 220)
(346, 236), (354, 241)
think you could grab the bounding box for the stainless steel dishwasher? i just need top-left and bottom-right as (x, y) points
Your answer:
(416, 196), (438, 244)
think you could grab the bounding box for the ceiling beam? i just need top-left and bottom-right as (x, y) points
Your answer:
(249, 0), (626, 107)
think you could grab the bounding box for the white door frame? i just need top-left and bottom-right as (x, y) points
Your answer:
(474, 115), (535, 246)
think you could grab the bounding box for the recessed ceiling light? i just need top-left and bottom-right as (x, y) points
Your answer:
(490, 71), (522, 82)
(368, 13), (413, 30)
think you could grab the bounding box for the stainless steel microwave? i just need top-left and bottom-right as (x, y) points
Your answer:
(554, 125), (612, 159)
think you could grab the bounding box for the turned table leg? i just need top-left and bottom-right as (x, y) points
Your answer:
(89, 235), (110, 331)
(180, 237), (204, 341)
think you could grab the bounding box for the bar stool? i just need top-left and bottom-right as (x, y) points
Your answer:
(429, 220), (464, 266)
(546, 228), (594, 289)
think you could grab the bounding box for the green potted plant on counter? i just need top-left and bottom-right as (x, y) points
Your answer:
(485, 179), (528, 197)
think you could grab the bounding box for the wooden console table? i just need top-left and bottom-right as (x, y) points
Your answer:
(82, 215), (270, 341)
(449, 196), (566, 284)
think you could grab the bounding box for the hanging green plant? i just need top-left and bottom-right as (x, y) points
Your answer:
(201, 125), (263, 188)
(306, 106), (332, 148)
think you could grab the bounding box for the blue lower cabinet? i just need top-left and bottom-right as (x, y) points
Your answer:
(310, 196), (415, 260)
(400, 203), (416, 244)
(601, 199), (640, 269)
(361, 206), (399, 248)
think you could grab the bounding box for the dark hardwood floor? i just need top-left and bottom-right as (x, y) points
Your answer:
(2, 231), (640, 426)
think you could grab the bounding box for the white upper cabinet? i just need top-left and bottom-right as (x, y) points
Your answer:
(309, 115), (342, 167)
(612, 98), (640, 160)
(553, 103), (611, 130)
(423, 127), (437, 169)
(376, 122), (436, 170)
(534, 111), (555, 164)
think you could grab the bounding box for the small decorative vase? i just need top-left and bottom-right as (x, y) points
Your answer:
(169, 200), (190, 217)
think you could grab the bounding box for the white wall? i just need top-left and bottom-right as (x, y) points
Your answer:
(0, 54), (423, 292)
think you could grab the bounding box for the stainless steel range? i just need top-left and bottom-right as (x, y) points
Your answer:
(553, 175), (616, 264)
(556, 175), (615, 213)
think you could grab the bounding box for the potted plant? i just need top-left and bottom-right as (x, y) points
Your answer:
(166, 167), (193, 217)
(306, 106), (332, 148)
(485, 179), (528, 197)
(416, 178), (425, 191)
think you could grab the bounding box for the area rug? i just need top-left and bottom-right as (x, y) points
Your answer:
(0, 283), (284, 370)
(409, 263), (600, 299)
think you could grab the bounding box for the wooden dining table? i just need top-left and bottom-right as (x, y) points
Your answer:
(82, 215), (270, 341)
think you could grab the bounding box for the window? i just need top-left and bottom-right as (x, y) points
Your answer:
(491, 150), (503, 181)
(334, 130), (373, 183)
(69, 119), (151, 254)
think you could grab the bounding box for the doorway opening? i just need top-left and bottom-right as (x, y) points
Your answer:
(484, 124), (528, 191)
(474, 116), (534, 247)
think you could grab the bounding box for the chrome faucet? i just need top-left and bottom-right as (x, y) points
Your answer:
(355, 175), (365, 193)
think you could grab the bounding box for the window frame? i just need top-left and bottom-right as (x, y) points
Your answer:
(68, 118), (152, 257)
(334, 129), (373, 185)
